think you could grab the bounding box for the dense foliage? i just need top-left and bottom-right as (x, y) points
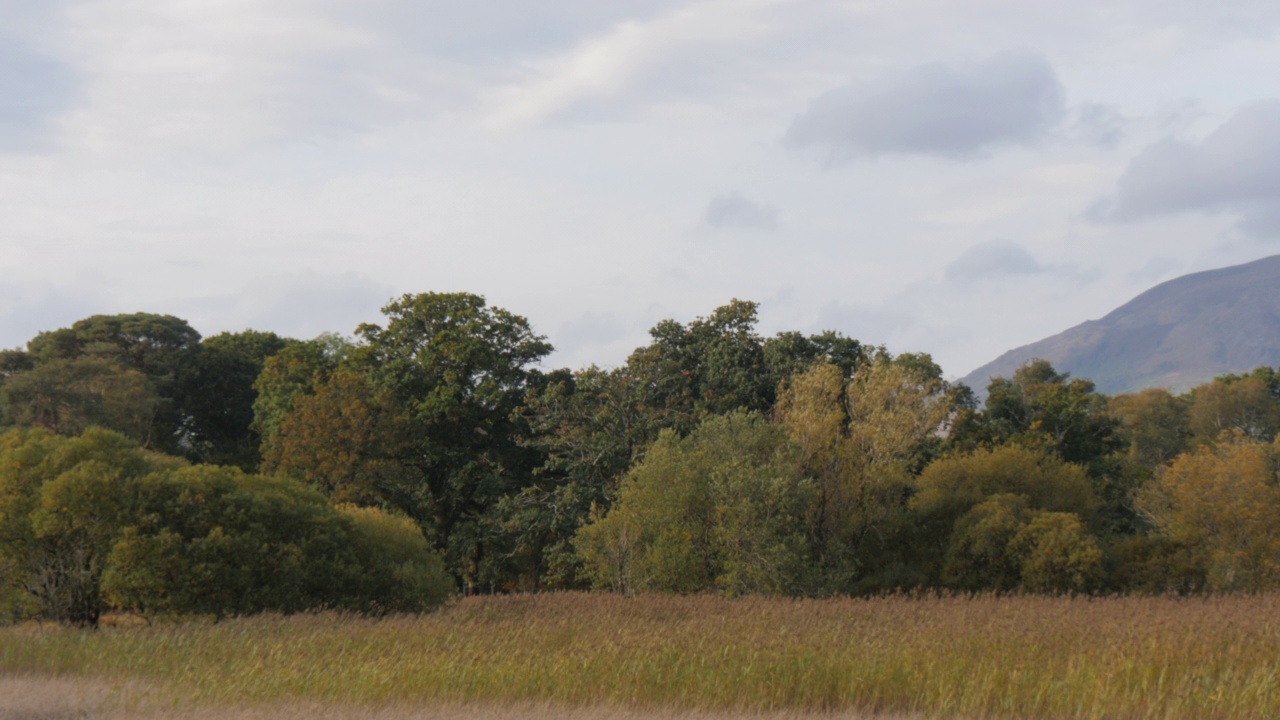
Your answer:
(4, 295), (1280, 624)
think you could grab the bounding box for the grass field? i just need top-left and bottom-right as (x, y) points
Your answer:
(3, 592), (1279, 719)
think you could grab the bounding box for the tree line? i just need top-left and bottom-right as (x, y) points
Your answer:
(2, 294), (1279, 625)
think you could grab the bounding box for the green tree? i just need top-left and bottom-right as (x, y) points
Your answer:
(943, 494), (1031, 591)
(505, 365), (657, 589)
(1011, 511), (1103, 593)
(0, 349), (33, 390)
(943, 494), (1102, 594)
(26, 314), (203, 455)
(967, 360), (1121, 469)
(350, 293), (553, 592)
(576, 411), (813, 595)
(0, 427), (181, 626)
(181, 330), (290, 469)
(102, 466), (452, 618)
(0, 358), (158, 443)
(762, 330), (867, 385)
(252, 333), (353, 454)
(953, 360), (1129, 533)
(911, 444), (1097, 587)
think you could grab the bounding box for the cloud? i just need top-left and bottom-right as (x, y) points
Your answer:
(1094, 101), (1280, 237)
(0, 37), (77, 153)
(702, 192), (778, 230)
(784, 51), (1066, 164)
(55, 2), (456, 157)
(1070, 102), (1126, 148)
(484, 0), (784, 128)
(945, 240), (1045, 282)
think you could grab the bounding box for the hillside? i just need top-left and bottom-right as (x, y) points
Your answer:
(961, 255), (1280, 396)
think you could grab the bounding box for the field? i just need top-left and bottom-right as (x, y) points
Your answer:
(3, 592), (1280, 719)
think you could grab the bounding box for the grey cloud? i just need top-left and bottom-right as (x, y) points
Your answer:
(702, 192), (778, 231)
(1070, 103), (1126, 148)
(1095, 101), (1280, 237)
(0, 37), (77, 153)
(785, 51), (1066, 164)
(945, 240), (1045, 282)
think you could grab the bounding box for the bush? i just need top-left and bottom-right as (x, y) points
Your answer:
(0, 427), (452, 625)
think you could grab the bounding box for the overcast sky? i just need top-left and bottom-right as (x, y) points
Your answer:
(3, 0), (1280, 378)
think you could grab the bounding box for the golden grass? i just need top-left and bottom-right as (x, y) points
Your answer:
(3, 593), (1280, 719)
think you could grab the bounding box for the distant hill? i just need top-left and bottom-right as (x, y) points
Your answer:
(960, 255), (1280, 397)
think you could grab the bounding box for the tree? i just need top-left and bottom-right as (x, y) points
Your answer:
(1011, 511), (1103, 593)
(1108, 388), (1191, 469)
(763, 330), (867, 385)
(272, 292), (552, 589)
(622, 300), (768, 433)
(911, 444), (1097, 587)
(0, 358), (158, 443)
(961, 360), (1121, 470)
(1135, 434), (1280, 592)
(509, 304), (867, 590)
(943, 494), (1102, 594)
(26, 313), (203, 455)
(775, 357), (956, 592)
(943, 494), (1032, 591)
(0, 427), (181, 626)
(252, 333), (353, 454)
(181, 330), (290, 469)
(102, 466), (452, 618)
(506, 365), (658, 589)
(0, 349), (33, 386)
(263, 369), (419, 512)
(576, 411), (813, 595)
(1188, 376), (1280, 444)
(953, 360), (1129, 533)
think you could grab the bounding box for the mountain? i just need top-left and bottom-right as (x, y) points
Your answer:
(960, 255), (1280, 396)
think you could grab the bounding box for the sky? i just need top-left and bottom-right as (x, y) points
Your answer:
(3, 0), (1280, 379)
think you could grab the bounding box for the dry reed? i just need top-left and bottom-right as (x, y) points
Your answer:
(2, 592), (1278, 719)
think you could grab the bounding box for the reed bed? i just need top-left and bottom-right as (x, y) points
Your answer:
(3, 592), (1280, 719)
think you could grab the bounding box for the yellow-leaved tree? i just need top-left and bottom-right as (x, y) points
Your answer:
(775, 357), (954, 592)
(1136, 433), (1280, 592)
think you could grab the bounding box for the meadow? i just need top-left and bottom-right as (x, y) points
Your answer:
(3, 592), (1279, 719)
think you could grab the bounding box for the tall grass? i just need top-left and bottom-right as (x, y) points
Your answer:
(3, 592), (1280, 718)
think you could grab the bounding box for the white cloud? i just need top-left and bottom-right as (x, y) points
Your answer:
(483, 0), (788, 129)
(54, 1), (403, 158)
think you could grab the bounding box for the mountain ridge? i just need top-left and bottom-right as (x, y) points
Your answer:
(960, 255), (1280, 396)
